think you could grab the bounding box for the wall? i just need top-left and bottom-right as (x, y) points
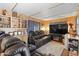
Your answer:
(67, 16), (76, 34)
(40, 20), (49, 34)
(41, 16), (76, 35)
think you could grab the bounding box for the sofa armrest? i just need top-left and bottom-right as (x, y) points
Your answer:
(0, 53), (5, 56)
(29, 44), (36, 52)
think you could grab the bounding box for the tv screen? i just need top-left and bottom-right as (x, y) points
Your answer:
(50, 23), (68, 34)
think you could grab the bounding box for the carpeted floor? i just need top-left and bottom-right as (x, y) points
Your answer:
(36, 41), (64, 56)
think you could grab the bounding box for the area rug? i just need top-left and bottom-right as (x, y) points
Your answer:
(36, 41), (64, 56)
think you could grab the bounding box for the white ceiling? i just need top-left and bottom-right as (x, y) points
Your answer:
(0, 3), (78, 20)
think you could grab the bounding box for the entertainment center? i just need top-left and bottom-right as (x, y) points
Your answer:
(49, 23), (68, 43)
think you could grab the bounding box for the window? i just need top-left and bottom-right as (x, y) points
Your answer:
(28, 20), (40, 33)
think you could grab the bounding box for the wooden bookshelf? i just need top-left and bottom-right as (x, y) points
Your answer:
(0, 9), (28, 42)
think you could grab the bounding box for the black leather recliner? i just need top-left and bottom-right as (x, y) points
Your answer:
(0, 31), (30, 56)
(28, 30), (51, 48)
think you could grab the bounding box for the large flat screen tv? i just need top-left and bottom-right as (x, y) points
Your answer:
(49, 23), (68, 34)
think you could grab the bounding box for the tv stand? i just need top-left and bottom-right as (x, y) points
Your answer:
(52, 33), (64, 43)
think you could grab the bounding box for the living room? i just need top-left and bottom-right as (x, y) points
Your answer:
(0, 3), (79, 56)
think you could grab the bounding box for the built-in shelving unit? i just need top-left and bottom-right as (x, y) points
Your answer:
(0, 15), (11, 28)
(0, 9), (28, 42)
(11, 17), (28, 28)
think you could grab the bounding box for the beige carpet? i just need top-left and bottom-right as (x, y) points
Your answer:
(36, 41), (64, 56)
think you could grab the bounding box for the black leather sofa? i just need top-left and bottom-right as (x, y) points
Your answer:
(28, 30), (51, 48)
(0, 31), (30, 56)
